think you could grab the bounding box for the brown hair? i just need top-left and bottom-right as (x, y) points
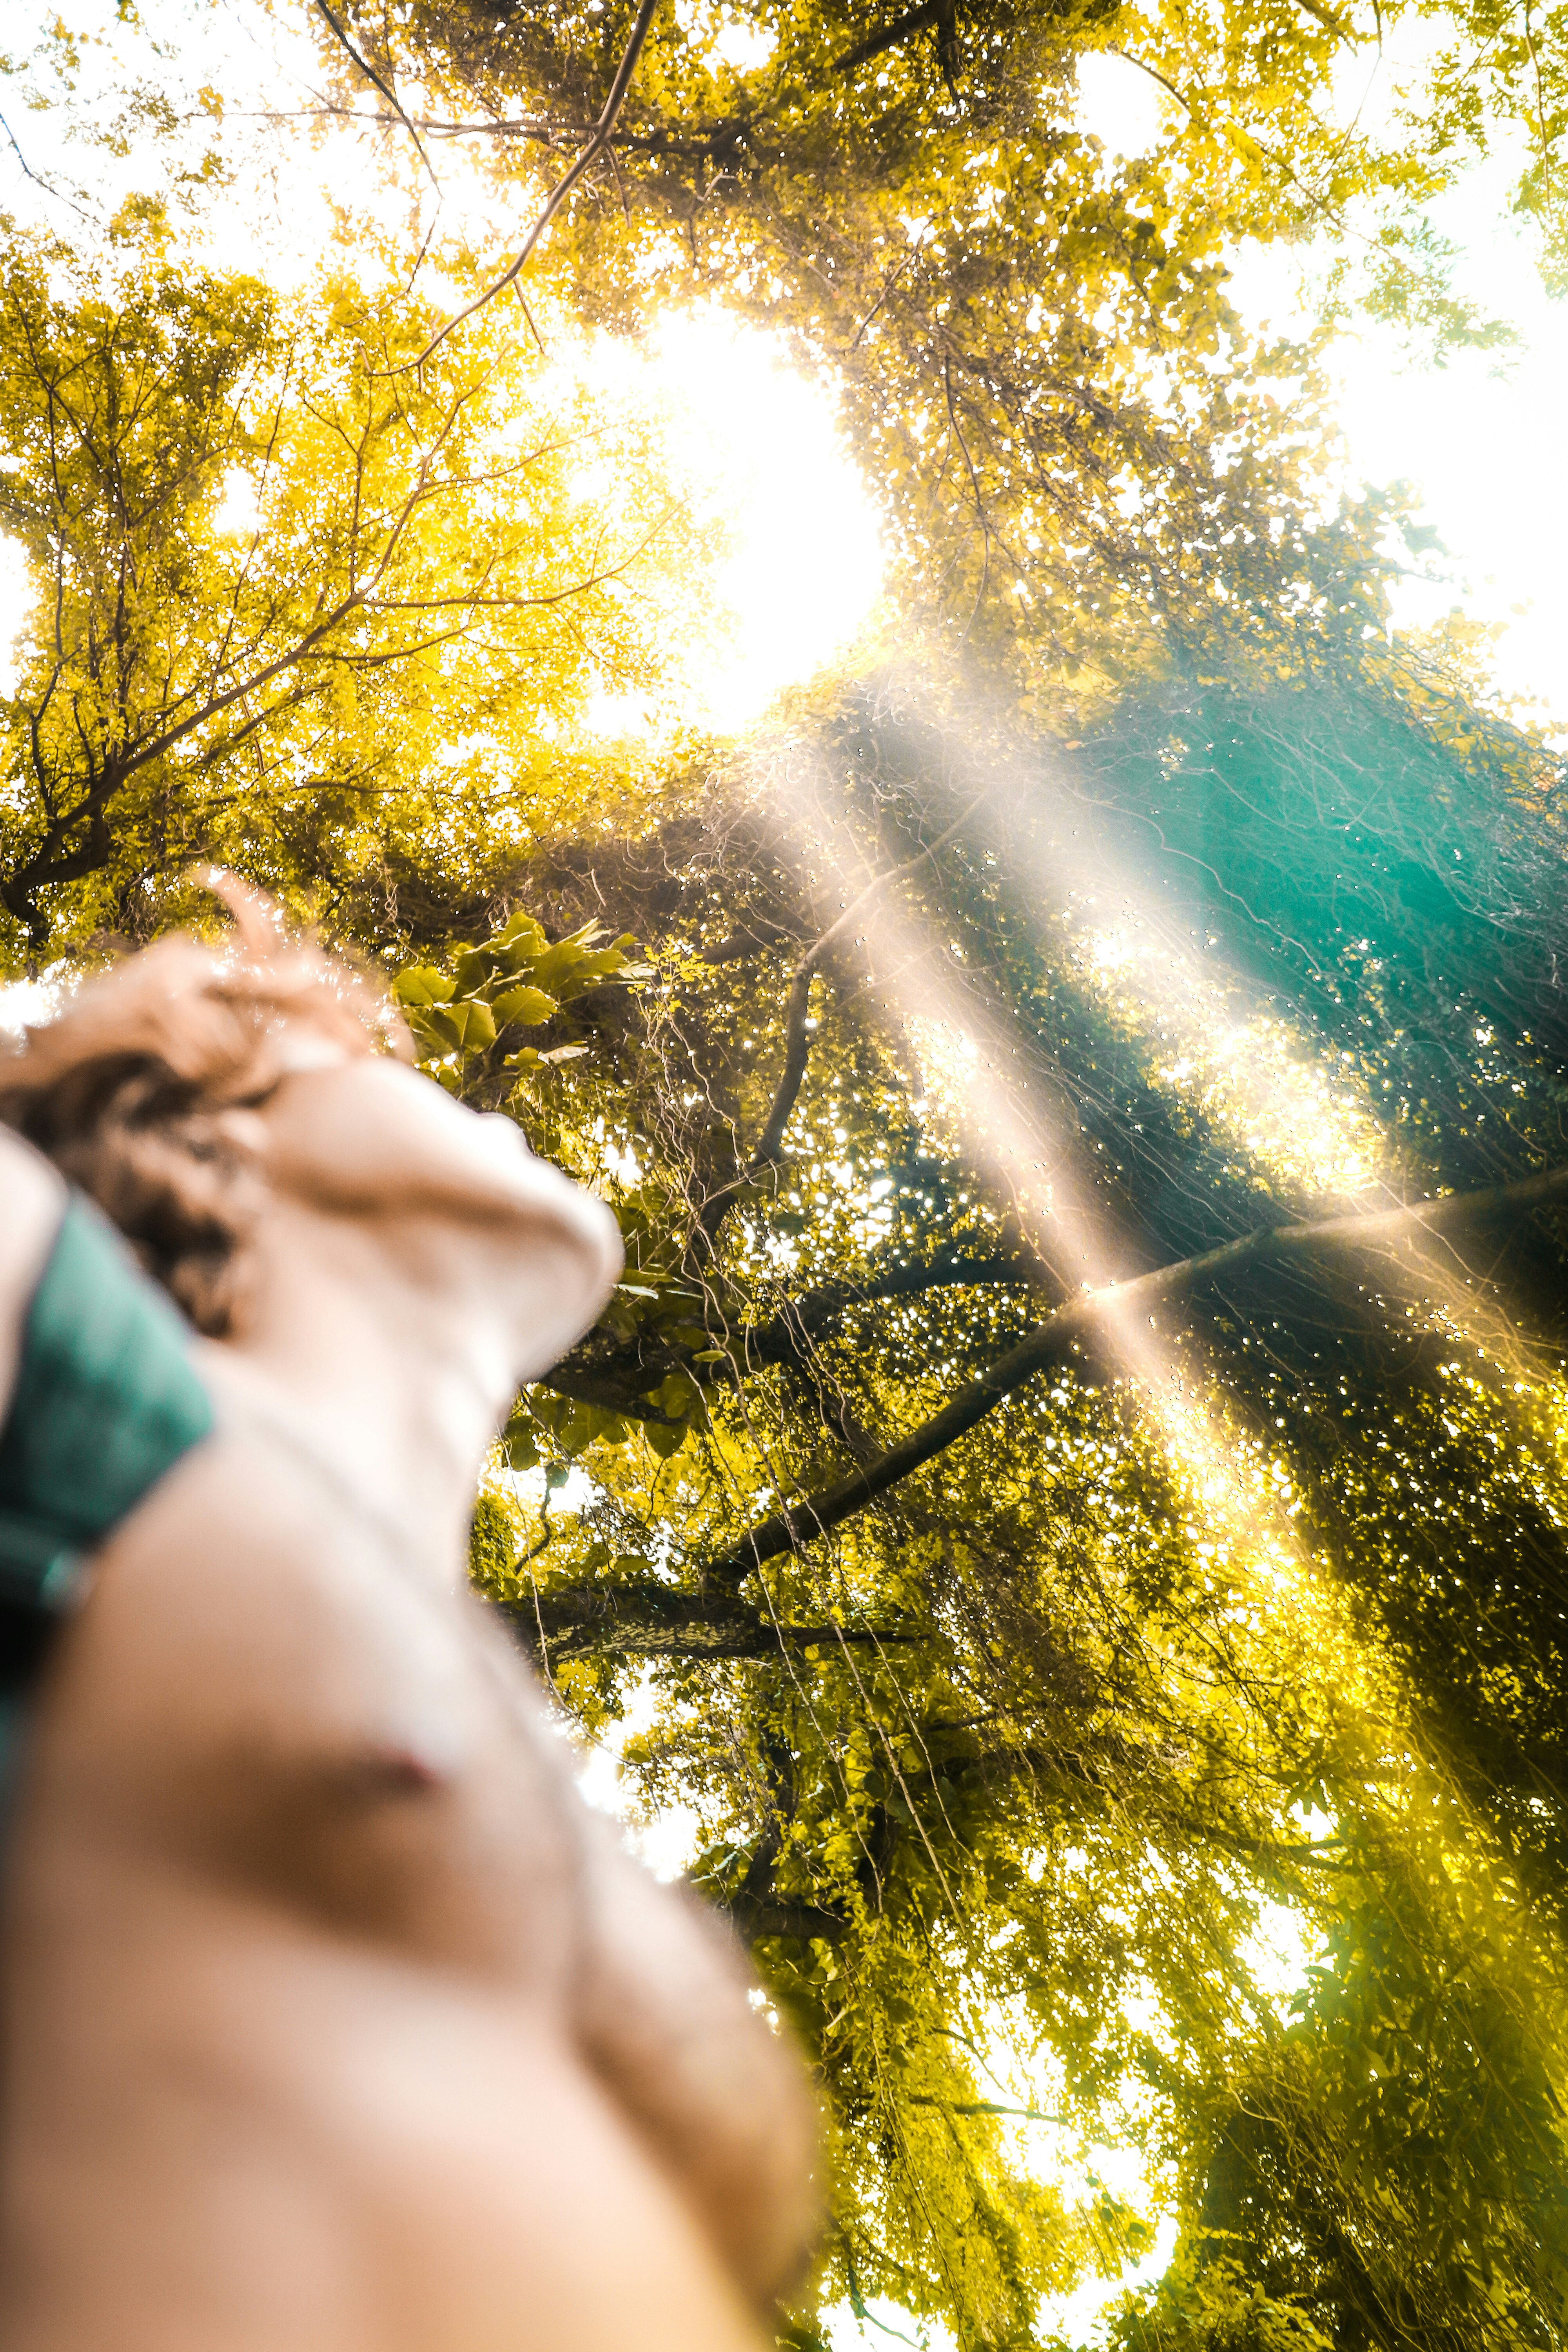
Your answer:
(0, 879), (406, 1335)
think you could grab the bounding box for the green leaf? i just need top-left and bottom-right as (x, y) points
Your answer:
(426, 997), (497, 1056)
(501, 1424), (539, 1472)
(491, 982), (559, 1026)
(392, 965), (456, 1009)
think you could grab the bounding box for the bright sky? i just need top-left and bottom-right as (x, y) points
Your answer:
(0, 0), (884, 739)
(1076, 46), (1568, 732)
(4, 9), (1561, 737)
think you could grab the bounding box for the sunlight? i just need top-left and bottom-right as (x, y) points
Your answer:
(675, 1), (779, 75)
(630, 308), (885, 735)
(0, 4), (885, 744)
(1037, 2212), (1180, 2347)
(0, 962), (70, 1033)
(569, 1663), (705, 1883)
(806, 817), (1332, 1616)
(1085, 927), (1384, 1199)
(211, 466), (265, 539)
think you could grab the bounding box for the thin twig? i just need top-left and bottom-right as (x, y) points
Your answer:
(1105, 46), (1196, 117)
(513, 281), (548, 356)
(313, 0), (441, 189)
(943, 356), (989, 638)
(1524, 1), (1554, 193)
(734, 791), (987, 1189)
(906, 2096), (1069, 2122)
(848, 239), (921, 352)
(0, 111), (94, 223)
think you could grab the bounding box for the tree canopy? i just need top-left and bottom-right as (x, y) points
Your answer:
(0, 194), (718, 956)
(5, 1), (1568, 2345)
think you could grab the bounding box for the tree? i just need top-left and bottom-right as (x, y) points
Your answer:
(412, 639), (1568, 2348)
(0, 196), (715, 961)
(310, 0), (1567, 322)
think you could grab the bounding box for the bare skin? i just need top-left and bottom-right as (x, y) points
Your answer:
(0, 1133), (62, 1413)
(0, 1058), (817, 2349)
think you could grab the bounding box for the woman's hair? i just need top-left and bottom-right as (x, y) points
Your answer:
(0, 879), (407, 1335)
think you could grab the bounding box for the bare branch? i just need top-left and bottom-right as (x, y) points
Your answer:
(700, 792), (986, 1238)
(0, 111), (94, 224)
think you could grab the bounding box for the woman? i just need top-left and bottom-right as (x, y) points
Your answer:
(0, 886), (816, 2351)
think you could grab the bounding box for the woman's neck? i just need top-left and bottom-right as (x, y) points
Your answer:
(214, 1201), (529, 1581)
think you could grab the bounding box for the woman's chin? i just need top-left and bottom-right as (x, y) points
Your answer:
(502, 1192), (623, 1378)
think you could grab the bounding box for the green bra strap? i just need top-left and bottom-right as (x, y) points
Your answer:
(0, 1194), (215, 1610)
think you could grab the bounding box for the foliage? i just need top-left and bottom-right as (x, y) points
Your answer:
(313, 0), (1568, 342)
(311, 0), (1423, 720)
(0, 197), (715, 960)
(421, 652), (1568, 2348)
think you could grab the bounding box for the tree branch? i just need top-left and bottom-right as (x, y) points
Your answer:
(313, 0), (441, 188)
(408, 0), (661, 370)
(738, 1253), (1044, 1365)
(701, 1158), (1568, 1591)
(0, 111), (94, 224)
(503, 1579), (918, 1663)
(699, 793), (985, 1238)
(833, 2), (944, 76)
(700, 919), (813, 965)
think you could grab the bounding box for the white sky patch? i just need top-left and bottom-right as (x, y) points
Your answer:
(1074, 35), (1568, 734)
(823, 2296), (956, 2351)
(211, 465), (265, 538)
(570, 1666), (705, 1882)
(0, 968), (70, 1031)
(1238, 1898), (1321, 2016)
(0, 981), (49, 1033)
(1039, 2213), (1181, 2348)
(502, 1500), (704, 1880)
(1228, 145), (1568, 733)
(712, 24), (777, 73)
(646, 307), (885, 732)
(1073, 50), (1170, 158)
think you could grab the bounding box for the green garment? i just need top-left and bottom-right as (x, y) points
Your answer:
(0, 1193), (213, 1618)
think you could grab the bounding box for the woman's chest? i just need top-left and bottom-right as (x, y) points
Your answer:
(33, 1444), (584, 1987)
